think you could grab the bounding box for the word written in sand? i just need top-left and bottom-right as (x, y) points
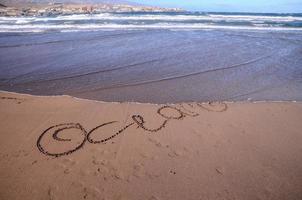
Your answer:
(37, 102), (227, 157)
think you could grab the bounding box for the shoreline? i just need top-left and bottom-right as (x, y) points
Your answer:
(0, 90), (300, 105)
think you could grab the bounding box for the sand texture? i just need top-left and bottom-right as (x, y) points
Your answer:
(0, 91), (302, 200)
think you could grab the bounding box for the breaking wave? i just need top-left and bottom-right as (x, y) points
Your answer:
(0, 12), (301, 32)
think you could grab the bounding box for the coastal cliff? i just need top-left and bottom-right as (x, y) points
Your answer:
(0, 1), (184, 16)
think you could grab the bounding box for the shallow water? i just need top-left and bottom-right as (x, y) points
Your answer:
(0, 28), (301, 103)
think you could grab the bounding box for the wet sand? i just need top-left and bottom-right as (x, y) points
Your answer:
(0, 29), (302, 103)
(0, 91), (302, 200)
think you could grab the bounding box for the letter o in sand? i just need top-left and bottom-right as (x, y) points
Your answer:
(157, 106), (185, 120)
(37, 123), (87, 157)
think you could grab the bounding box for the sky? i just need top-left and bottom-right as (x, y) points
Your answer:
(130, 0), (302, 13)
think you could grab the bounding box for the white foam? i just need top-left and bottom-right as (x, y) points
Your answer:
(209, 14), (302, 22)
(0, 23), (301, 32)
(0, 13), (301, 33)
(53, 13), (302, 22)
(1, 13), (300, 23)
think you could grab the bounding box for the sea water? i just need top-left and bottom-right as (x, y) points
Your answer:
(0, 12), (302, 32)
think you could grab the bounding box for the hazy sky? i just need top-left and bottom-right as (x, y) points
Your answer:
(130, 0), (302, 13)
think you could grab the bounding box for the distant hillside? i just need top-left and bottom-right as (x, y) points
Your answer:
(0, 0), (140, 7)
(0, 0), (184, 16)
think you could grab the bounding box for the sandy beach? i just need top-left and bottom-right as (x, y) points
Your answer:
(1, 10), (302, 200)
(0, 91), (301, 199)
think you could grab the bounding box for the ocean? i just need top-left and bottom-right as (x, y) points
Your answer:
(0, 12), (301, 103)
(0, 12), (302, 32)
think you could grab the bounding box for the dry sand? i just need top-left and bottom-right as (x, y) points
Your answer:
(0, 91), (301, 200)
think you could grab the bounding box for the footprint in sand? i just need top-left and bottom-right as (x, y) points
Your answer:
(55, 158), (77, 174)
(83, 187), (102, 199)
(62, 158), (77, 166)
(68, 182), (103, 200)
(91, 156), (104, 165)
(132, 163), (145, 178)
(47, 186), (58, 200)
(147, 137), (162, 147)
(149, 196), (160, 200)
(167, 150), (183, 158)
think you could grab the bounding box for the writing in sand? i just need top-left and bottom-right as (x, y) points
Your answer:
(37, 102), (228, 157)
